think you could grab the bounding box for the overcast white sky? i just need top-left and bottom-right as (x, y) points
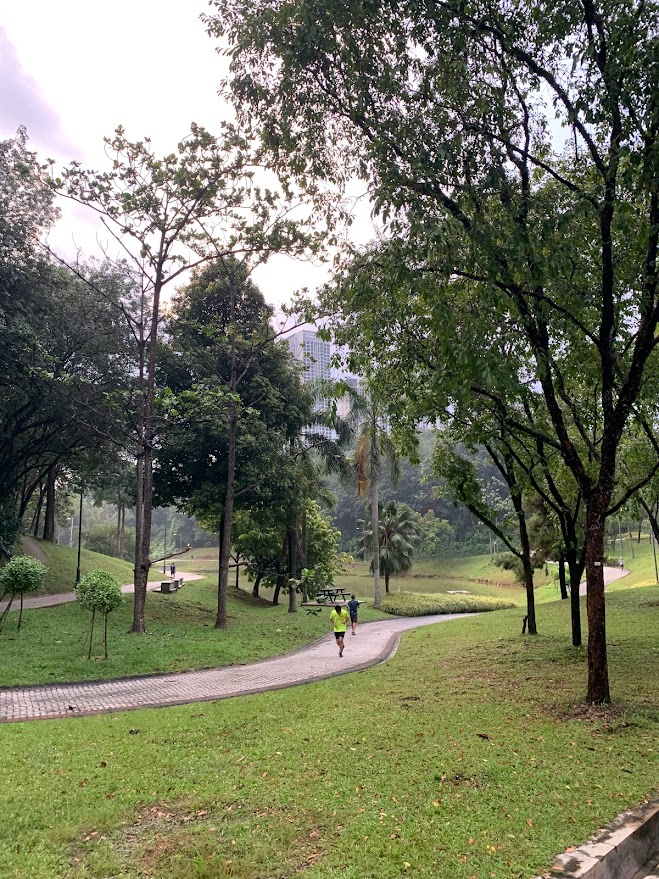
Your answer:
(0, 0), (368, 309)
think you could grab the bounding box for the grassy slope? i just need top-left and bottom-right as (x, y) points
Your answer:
(0, 577), (388, 687)
(17, 539), (136, 594)
(1, 586), (658, 878)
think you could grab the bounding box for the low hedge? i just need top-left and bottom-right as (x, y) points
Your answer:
(380, 591), (516, 616)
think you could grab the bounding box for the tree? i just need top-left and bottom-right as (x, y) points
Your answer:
(58, 125), (316, 634)
(156, 258), (314, 626)
(358, 500), (421, 593)
(350, 395), (401, 609)
(211, 0), (659, 701)
(75, 570), (123, 659)
(0, 556), (47, 631)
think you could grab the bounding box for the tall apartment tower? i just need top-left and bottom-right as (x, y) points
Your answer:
(286, 329), (332, 384)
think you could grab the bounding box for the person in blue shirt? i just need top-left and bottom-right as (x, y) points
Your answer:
(347, 594), (359, 635)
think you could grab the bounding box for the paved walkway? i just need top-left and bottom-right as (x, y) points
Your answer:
(0, 571), (203, 613)
(578, 564), (629, 595)
(0, 613), (472, 723)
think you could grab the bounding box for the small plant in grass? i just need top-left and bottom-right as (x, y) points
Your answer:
(381, 591), (516, 616)
(0, 556), (48, 631)
(75, 571), (123, 659)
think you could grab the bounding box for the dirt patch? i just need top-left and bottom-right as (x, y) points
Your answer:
(20, 535), (48, 564)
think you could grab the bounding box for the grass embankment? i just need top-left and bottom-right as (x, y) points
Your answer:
(2, 586), (659, 879)
(0, 577), (388, 688)
(17, 538), (135, 594)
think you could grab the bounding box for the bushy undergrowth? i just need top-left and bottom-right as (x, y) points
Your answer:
(381, 590), (516, 616)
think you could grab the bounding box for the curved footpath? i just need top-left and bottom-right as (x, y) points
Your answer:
(0, 613), (472, 723)
(0, 571), (204, 613)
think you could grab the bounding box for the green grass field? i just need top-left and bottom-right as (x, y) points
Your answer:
(1, 584), (658, 878)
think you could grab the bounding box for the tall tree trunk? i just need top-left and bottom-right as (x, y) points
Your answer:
(557, 550), (568, 599)
(216, 404), (237, 629)
(273, 561), (284, 606)
(504, 452), (537, 635)
(31, 483), (45, 537)
(287, 526), (297, 613)
(119, 505), (126, 560)
(585, 494), (610, 703)
(132, 276), (162, 635)
(627, 524), (635, 558)
(252, 572), (262, 598)
(301, 508), (308, 603)
(384, 568), (390, 594)
(234, 552), (240, 591)
(116, 503), (122, 558)
(564, 545), (583, 648)
(370, 476), (382, 609)
(42, 465), (56, 542)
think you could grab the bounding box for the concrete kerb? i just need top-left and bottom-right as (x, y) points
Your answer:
(535, 798), (659, 879)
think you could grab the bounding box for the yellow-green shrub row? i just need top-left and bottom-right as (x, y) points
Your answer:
(381, 591), (516, 616)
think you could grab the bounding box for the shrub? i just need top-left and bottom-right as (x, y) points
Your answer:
(380, 591), (516, 616)
(75, 570), (123, 658)
(0, 556), (48, 631)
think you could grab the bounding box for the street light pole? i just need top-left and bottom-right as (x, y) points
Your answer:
(163, 512), (167, 575)
(75, 488), (83, 585)
(618, 518), (624, 568)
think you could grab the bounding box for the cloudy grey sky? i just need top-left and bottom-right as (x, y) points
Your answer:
(0, 1), (348, 307)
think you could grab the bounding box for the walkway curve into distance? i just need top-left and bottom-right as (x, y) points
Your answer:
(0, 614), (473, 723)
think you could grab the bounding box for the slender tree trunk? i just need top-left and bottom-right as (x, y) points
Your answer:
(17, 592), (24, 630)
(88, 609), (96, 659)
(216, 405), (237, 629)
(120, 505), (126, 559)
(132, 277), (161, 635)
(104, 612), (108, 659)
(31, 483), (45, 537)
(371, 476), (382, 609)
(504, 453), (537, 634)
(384, 569), (390, 594)
(564, 545), (583, 648)
(0, 591), (13, 631)
(287, 525), (297, 613)
(117, 503), (122, 558)
(252, 572), (262, 598)
(558, 550), (568, 599)
(585, 494), (610, 704)
(42, 465), (56, 542)
(273, 563), (284, 606)
(627, 524), (635, 558)
(301, 508), (308, 603)
(638, 520), (642, 544)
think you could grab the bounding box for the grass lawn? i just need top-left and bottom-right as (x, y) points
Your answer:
(1, 585), (658, 878)
(0, 578), (388, 687)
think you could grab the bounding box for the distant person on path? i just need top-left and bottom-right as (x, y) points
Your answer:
(170, 563), (176, 578)
(330, 603), (349, 657)
(347, 594), (359, 635)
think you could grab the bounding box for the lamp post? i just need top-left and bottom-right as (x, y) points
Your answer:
(75, 488), (83, 585)
(618, 518), (624, 569)
(163, 512), (167, 575)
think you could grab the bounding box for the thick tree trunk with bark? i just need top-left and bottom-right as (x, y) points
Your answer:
(585, 494), (611, 703)
(251, 572), (262, 598)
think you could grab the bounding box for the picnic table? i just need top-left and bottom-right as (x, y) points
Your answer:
(314, 587), (350, 604)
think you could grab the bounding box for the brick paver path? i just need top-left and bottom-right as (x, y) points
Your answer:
(0, 572), (203, 613)
(0, 613), (472, 723)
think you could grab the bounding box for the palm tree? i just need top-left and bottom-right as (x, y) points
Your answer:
(358, 500), (422, 593)
(353, 397), (400, 608)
